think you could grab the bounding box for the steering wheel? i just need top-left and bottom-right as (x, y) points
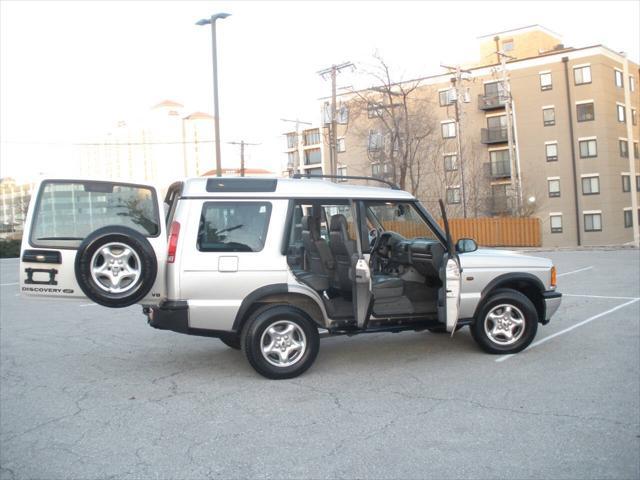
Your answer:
(369, 231), (392, 271)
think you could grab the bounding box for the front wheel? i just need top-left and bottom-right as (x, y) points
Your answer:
(471, 289), (538, 354)
(242, 305), (320, 379)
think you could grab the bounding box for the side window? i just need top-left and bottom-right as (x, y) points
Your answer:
(31, 181), (159, 248)
(366, 201), (438, 241)
(290, 200), (356, 245)
(197, 202), (271, 253)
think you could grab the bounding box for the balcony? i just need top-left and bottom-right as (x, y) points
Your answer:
(489, 195), (511, 215)
(478, 93), (507, 111)
(481, 127), (509, 144)
(485, 160), (511, 179)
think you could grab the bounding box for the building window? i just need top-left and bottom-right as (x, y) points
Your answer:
(304, 148), (321, 165)
(337, 166), (347, 181)
(540, 72), (552, 91)
(503, 40), (514, 52)
(622, 175), (631, 192)
(576, 102), (595, 122)
(615, 70), (624, 88)
(550, 215), (563, 233)
(368, 131), (382, 151)
(490, 150), (511, 177)
(303, 129), (320, 146)
(383, 163), (392, 175)
(439, 89), (454, 106)
(337, 103), (349, 124)
(617, 104), (626, 122)
(367, 103), (383, 118)
(371, 163), (381, 177)
(637, 175), (640, 192)
(287, 151), (299, 169)
(584, 213), (602, 232)
(631, 76), (636, 92)
(446, 187), (461, 204)
(546, 143), (558, 162)
(579, 139), (597, 158)
(548, 179), (561, 197)
(619, 140), (629, 158)
(624, 210), (632, 228)
(582, 176), (600, 195)
(543, 107), (555, 126)
(574, 65), (592, 85)
(441, 122), (456, 138)
(286, 133), (297, 149)
(444, 154), (458, 171)
(632, 109), (637, 126)
(337, 137), (346, 153)
(635, 143), (639, 159)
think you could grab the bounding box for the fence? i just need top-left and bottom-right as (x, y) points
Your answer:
(383, 217), (541, 247)
(437, 217), (541, 247)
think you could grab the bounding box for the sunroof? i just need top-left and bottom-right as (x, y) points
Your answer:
(205, 178), (278, 193)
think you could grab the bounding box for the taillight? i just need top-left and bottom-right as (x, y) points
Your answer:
(167, 221), (180, 263)
(550, 265), (557, 288)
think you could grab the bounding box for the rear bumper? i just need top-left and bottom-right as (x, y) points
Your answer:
(542, 290), (562, 324)
(145, 301), (234, 339)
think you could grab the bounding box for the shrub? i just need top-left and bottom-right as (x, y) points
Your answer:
(0, 239), (21, 258)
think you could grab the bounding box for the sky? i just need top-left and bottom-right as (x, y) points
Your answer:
(1, 0), (639, 183)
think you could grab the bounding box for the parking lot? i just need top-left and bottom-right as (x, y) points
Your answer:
(1, 249), (639, 480)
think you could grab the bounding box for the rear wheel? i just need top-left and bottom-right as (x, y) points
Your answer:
(242, 305), (320, 379)
(471, 289), (538, 354)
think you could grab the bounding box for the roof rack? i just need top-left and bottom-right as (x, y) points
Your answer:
(291, 173), (400, 190)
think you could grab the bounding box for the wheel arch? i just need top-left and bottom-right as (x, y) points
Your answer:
(232, 284), (327, 334)
(475, 273), (546, 323)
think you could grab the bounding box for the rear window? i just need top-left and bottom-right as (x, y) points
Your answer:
(30, 181), (159, 248)
(197, 202), (271, 253)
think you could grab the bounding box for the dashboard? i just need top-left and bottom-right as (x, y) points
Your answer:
(375, 232), (445, 278)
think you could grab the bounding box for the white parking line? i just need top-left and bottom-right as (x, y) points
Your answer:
(563, 293), (640, 300)
(0, 282), (18, 286)
(557, 266), (593, 277)
(496, 297), (640, 363)
(79, 303), (98, 307)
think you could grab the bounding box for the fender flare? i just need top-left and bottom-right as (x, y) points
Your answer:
(475, 272), (546, 319)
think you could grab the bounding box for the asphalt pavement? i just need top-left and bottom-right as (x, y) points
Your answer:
(1, 249), (639, 479)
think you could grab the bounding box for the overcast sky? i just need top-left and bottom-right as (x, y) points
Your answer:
(1, 0), (639, 182)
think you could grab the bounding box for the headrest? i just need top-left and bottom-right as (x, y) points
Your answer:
(330, 214), (349, 237)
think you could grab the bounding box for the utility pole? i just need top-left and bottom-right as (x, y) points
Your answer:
(495, 42), (523, 215)
(227, 140), (260, 177)
(318, 62), (355, 180)
(281, 118), (312, 175)
(441, 64), (471, 218)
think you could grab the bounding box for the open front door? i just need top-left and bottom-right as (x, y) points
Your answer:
(20, 179), (167, 308)
(437, 200), (462, 334)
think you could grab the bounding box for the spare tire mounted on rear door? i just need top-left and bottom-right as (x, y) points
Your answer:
(74, 226), (157, 308)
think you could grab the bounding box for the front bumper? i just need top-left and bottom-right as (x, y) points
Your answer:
(144, 300), (233, 339)
(542, 290), (562, 324)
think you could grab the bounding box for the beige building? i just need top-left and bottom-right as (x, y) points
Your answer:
(79, 100), (218, 186)
(289, 26), (639, 247)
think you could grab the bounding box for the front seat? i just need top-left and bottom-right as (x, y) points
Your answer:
(299, 215), (334, 291)
(329, 214), (403, 299)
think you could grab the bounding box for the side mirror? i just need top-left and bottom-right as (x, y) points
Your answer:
(456, 238), (478, 253)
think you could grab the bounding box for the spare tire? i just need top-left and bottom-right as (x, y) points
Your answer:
(74, 226), (158, 308)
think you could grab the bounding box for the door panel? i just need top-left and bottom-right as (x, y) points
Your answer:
(20, 179), (167, 305)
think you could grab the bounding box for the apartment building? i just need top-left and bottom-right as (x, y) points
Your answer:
(79, 100), (218, 186)
(295, 26), (639, 247)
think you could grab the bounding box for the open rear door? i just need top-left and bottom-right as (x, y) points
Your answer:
(20, 179), (167, 307)
(437, 200), (462, 334)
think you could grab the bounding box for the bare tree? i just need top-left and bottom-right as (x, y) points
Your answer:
(345, 54), (441, 194)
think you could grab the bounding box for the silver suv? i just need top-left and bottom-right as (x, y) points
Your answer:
(20, 176), (561, 379)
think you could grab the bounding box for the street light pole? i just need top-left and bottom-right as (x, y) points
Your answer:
(196, 13), (231, 177)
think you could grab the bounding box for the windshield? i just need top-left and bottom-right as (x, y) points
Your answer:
(366, 201), (439, 241)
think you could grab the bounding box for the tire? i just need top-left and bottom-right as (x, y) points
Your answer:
(471, 288), (538, 354)
(242, 305), (320, 380)
(219, 335), (241, 350)
(74, 226), (157, 308)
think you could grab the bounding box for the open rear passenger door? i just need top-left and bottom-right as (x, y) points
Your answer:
(437, 200), (462, 334)
(20, 179), (167, 307)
